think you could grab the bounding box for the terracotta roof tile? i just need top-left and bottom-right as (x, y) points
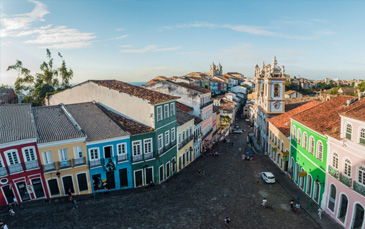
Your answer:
(269, 101), (322, 137)
(194, 117), (203, 125)
(176, 109), (195, 126)
(91, 80), (179, 104)
(176, 82), (213, 93)
(340, 98), (365, 122)
(176, 102), (193, 113)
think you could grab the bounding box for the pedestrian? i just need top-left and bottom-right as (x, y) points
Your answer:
(318, 208), (323, 219)
(198, 170), (202, 177)
(8, 204), (14, 216)
(202, 170), (205, 178)
(296, 203), (301, 211)
(242, 154), (245, 160)
(12, 197), (19, 207)
(71, 197), (78, 209)
(224, 217), (231, 228)
(0, 221), (9, 229)
(149, 180), (155, 188)
(262, 198), (267, 208)
(67, 188), (73, 201)
(290, 198), (294, 209)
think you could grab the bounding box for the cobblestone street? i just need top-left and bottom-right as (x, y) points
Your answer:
(2, 120), (319, 229)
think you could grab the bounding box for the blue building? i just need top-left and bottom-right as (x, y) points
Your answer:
(193, 117), (203, 159)
(65, 102), (132, 192)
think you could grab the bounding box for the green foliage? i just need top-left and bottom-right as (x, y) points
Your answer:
(7, 49), (73, 106)
(330, 89), (338, 95)
(285, 81), (292, 91)
(316, 82), (334, 90)
(0, 84), (10, 89)
(356, 82), (365, 92)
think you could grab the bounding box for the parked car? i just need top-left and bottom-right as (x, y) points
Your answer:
(261, 172), (275, 184)
(233, 129), (243, 134)
(235, 125), (242, 129)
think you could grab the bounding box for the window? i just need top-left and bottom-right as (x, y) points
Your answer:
(309, 136), (315, 154)
(297, 129), (302, 145)
(171, 128), (175, 142)
(77, 173), (88, 192)
(274, 84), (280, 97)
(292, 126), (296, 140)
(6, 150), (19, 165)
(358, 165), (365, 185)
(332, 153), (339, 169)
(157, 106), (162, 121)
(178, 133), (182, 144)
(164, 104), (169, 119)
(47, 179), (60, 196)
(58, 148), (69, 161)
(303, 132), (308, 149)
(183, 130), (186, 140)
(165, 131), (170, 145)
(117, 143), (127, 155)
(360, 128), (365, 145)
(132, 141), (142, 156)
(73, 146), (83, 158)
(170, 103), (175, 116)
(89, 148), (99, 160)
(171, 158), (176, 173)
(158, 134), (163, 149)
(346, 124), (352, 140)
(23, 147), (36, 161)
(104, 146), (112, 158)
(42, 151), (53, 164)
(281, 141), (284, 151)
(317, 141), (323, 161)
(142, 139), (151, 154)
(328, 184), (337, 212)
(344, 159), (351, 177)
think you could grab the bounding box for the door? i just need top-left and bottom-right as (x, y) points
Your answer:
(145, 167), (153, 184)
(135, 170), (143, 187)
(16, 181), (30, 201)
(2, 185), (15, 204)
(31, 178), (45, 198)
(352, 203), (365, 229)
(62, 176), (74, 195)
(119, 169), (128, 188)
(104, 146), (112, 159)
(106, 171), (115, 189)
(159, 165), (164, 183)
(284, 161), (288, 171)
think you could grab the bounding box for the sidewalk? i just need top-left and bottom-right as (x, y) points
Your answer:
(257, 153), (343, 229)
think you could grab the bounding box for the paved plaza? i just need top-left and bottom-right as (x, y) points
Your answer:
(2, 121), (320, 229)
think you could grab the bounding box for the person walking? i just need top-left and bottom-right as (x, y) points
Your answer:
(202, 170), (205, 178)
(224, 217), (231, 228)
(318, 208), (323, 219)
(12, 197), (19, 207)
(71, 197), (78, 210)
(290, 199), (294, 209)
(262, 198), (267, 208)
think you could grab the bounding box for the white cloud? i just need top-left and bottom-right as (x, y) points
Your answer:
(115, 28), (125, 31)
(107, 35), (129, 40)
(121, 45), (181, 53)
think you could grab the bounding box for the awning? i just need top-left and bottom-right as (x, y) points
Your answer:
(283, 151), (289, 157)
(299, 171), (307, 177)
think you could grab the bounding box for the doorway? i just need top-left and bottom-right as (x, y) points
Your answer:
(134, 170), (143, 187)
(106, 171), (115, 189)
(145, 167), (153, 185)
(16, 181), (30, 201)
(2, 185), (15, 204)
(62, 176), (74, 195)
(31, 178), (45, 198)
(119, 169), (128, 188)
(104, 146), (112, 159)
(352, 203), (364, 229)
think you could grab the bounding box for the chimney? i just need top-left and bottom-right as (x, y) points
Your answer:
(346, 99), (352, 106)
(358, 89), (362, 100)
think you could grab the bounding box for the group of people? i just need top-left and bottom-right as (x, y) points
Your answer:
(242, 154), (253, 161)
(290, 198), (301, 212)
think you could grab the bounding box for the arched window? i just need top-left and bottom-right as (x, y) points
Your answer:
(274, 84), (280, 97)
(346, 124), (352, 140)
(344, 159), (351, 177)
(309, 136), (315, 154)
(297, 129), (302, 145)
(360, 128), (365, 145)
(278, 137), (281, 150)
(302, 132), (308, 149)
(281, 140), (284, 151)
(328, 184), (336, 212)
(358, 165), (365, 185)
(292, 126), (296, 140)
(317, 141), (323, 161)
(332, 152), (339, 169)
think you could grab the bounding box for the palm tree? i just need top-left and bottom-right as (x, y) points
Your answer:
(7, 60), (34, 94)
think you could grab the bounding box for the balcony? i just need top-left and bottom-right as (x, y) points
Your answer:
(43, 162), (56, 172)
(132, 154), (143, 163)
(202, 129), (213, 140)
(353, 181), (365, 197)
(339, 173), (352, 187)
(8, 163), (23, 174)
(200, 100), (213, 109)
(73, 157), (86, 166)
(25, 160), (39, 170)
(178, 136), (193, 149)
(0, 167), (7, 177)
(144, 152), (153, 160)
(158, 141), (176, 155)
(328, 165), (339, 179)
(58, 160), (72, 169)
(117, 154), (128, 162)
(89, 159), (102, 168)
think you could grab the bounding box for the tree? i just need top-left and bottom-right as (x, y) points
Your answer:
(285, 81), (292, 91)
(7, 60), (34, 94)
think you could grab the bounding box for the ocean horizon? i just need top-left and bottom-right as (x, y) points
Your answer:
(128, 81), (148, 86)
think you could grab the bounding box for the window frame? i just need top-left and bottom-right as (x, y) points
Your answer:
(4, 149), (20, 166)
(158, 134), (163, 150)
(170, 103), (175, 116)
(89, 148), (100, 161)
(42, 151), (53, 165)
(345, 123), (352, 140)
(316, 140), (323, 161)
(22, 146), (37, 162)
(344, 158), (352, 177)
(164, 104), (169, 119)
(117, 143), (127, 155)
(132, 140), (142, 156)
(171, 128), (176, 142)
(58, 148), (69, 162)
(357, 165), (365, 186)
(143, 139), (153, 154)
(165, 130), (170, 146)
(157, 106), (162, 121)
(73, 146), (83, 159)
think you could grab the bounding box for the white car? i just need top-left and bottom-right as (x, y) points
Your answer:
(233, 129), (243, 134)
(261, 172), (275, 184)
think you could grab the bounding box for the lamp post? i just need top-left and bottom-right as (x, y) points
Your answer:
(56, 172), (61, 178)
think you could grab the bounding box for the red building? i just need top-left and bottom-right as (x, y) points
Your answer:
(0, 104), (48, 205)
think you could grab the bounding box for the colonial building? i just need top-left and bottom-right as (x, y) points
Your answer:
(176, 109), (195, 172)
(209, 62), (222, 76)
(0, 88), (18, 104)
(0, 104), (47, 205)
(253, 57), (286, 152)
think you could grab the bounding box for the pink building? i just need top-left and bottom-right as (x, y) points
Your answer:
(324, 98), (365, 229)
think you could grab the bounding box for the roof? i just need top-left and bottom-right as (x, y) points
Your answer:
(90, 80), (179, 104)
(213, 105), (221, 114)
(176, 102), (193, 113)
(340, 98), (365, 122)
(269, 101), (322, 137)
(194, 117), (203, 125)
(65, 102), (130, 142)
(0, 104), (37, 144)
(339, 87), (356, 94)
(0, 88), (13, 102)
(176, 82), (213, 93)
(292, 96), (355, 137)
(285, 97), (320, 112)
(33, 106), (86, 144)
(176, 109), (195, 126)
(97, 104), (154, 135)
(285, 90), (297, 95)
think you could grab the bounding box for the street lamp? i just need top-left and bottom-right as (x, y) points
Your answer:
(56, 172), (61, 178)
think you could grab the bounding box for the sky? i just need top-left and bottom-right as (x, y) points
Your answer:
(1, 0), (365, 86)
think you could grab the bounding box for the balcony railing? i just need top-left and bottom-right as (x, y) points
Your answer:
(202, 129), (213, 140)
(353, 181), (365, 197)
(132, 154), (143, 163)
(73, 157), (86, 166)
(58, 160), (72, 169)
(200, 100), (213, 109)
(8, 163), (23, 174)
(43, 162), (56, 172)
(25, 160), (39, 170)
(144, 152), (153, 160)
(0, 167), (7, 177)
(328, 165), (339, 179)
(89, 159), (102, 168)
(117, 154), (128, 162)
(178, 136), (194, 149)
(339, 173), (352, 187)
(158, 141), (176, 155)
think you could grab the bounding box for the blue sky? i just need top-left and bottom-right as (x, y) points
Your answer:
(1, 0), (365, 85)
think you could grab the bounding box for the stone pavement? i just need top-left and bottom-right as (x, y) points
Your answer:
(251, 138), (343, 229)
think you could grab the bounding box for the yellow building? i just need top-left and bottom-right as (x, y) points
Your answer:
(34, 106), (91, 197)
(176, 109), (195, 172)
(267, 100), (321, 171)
